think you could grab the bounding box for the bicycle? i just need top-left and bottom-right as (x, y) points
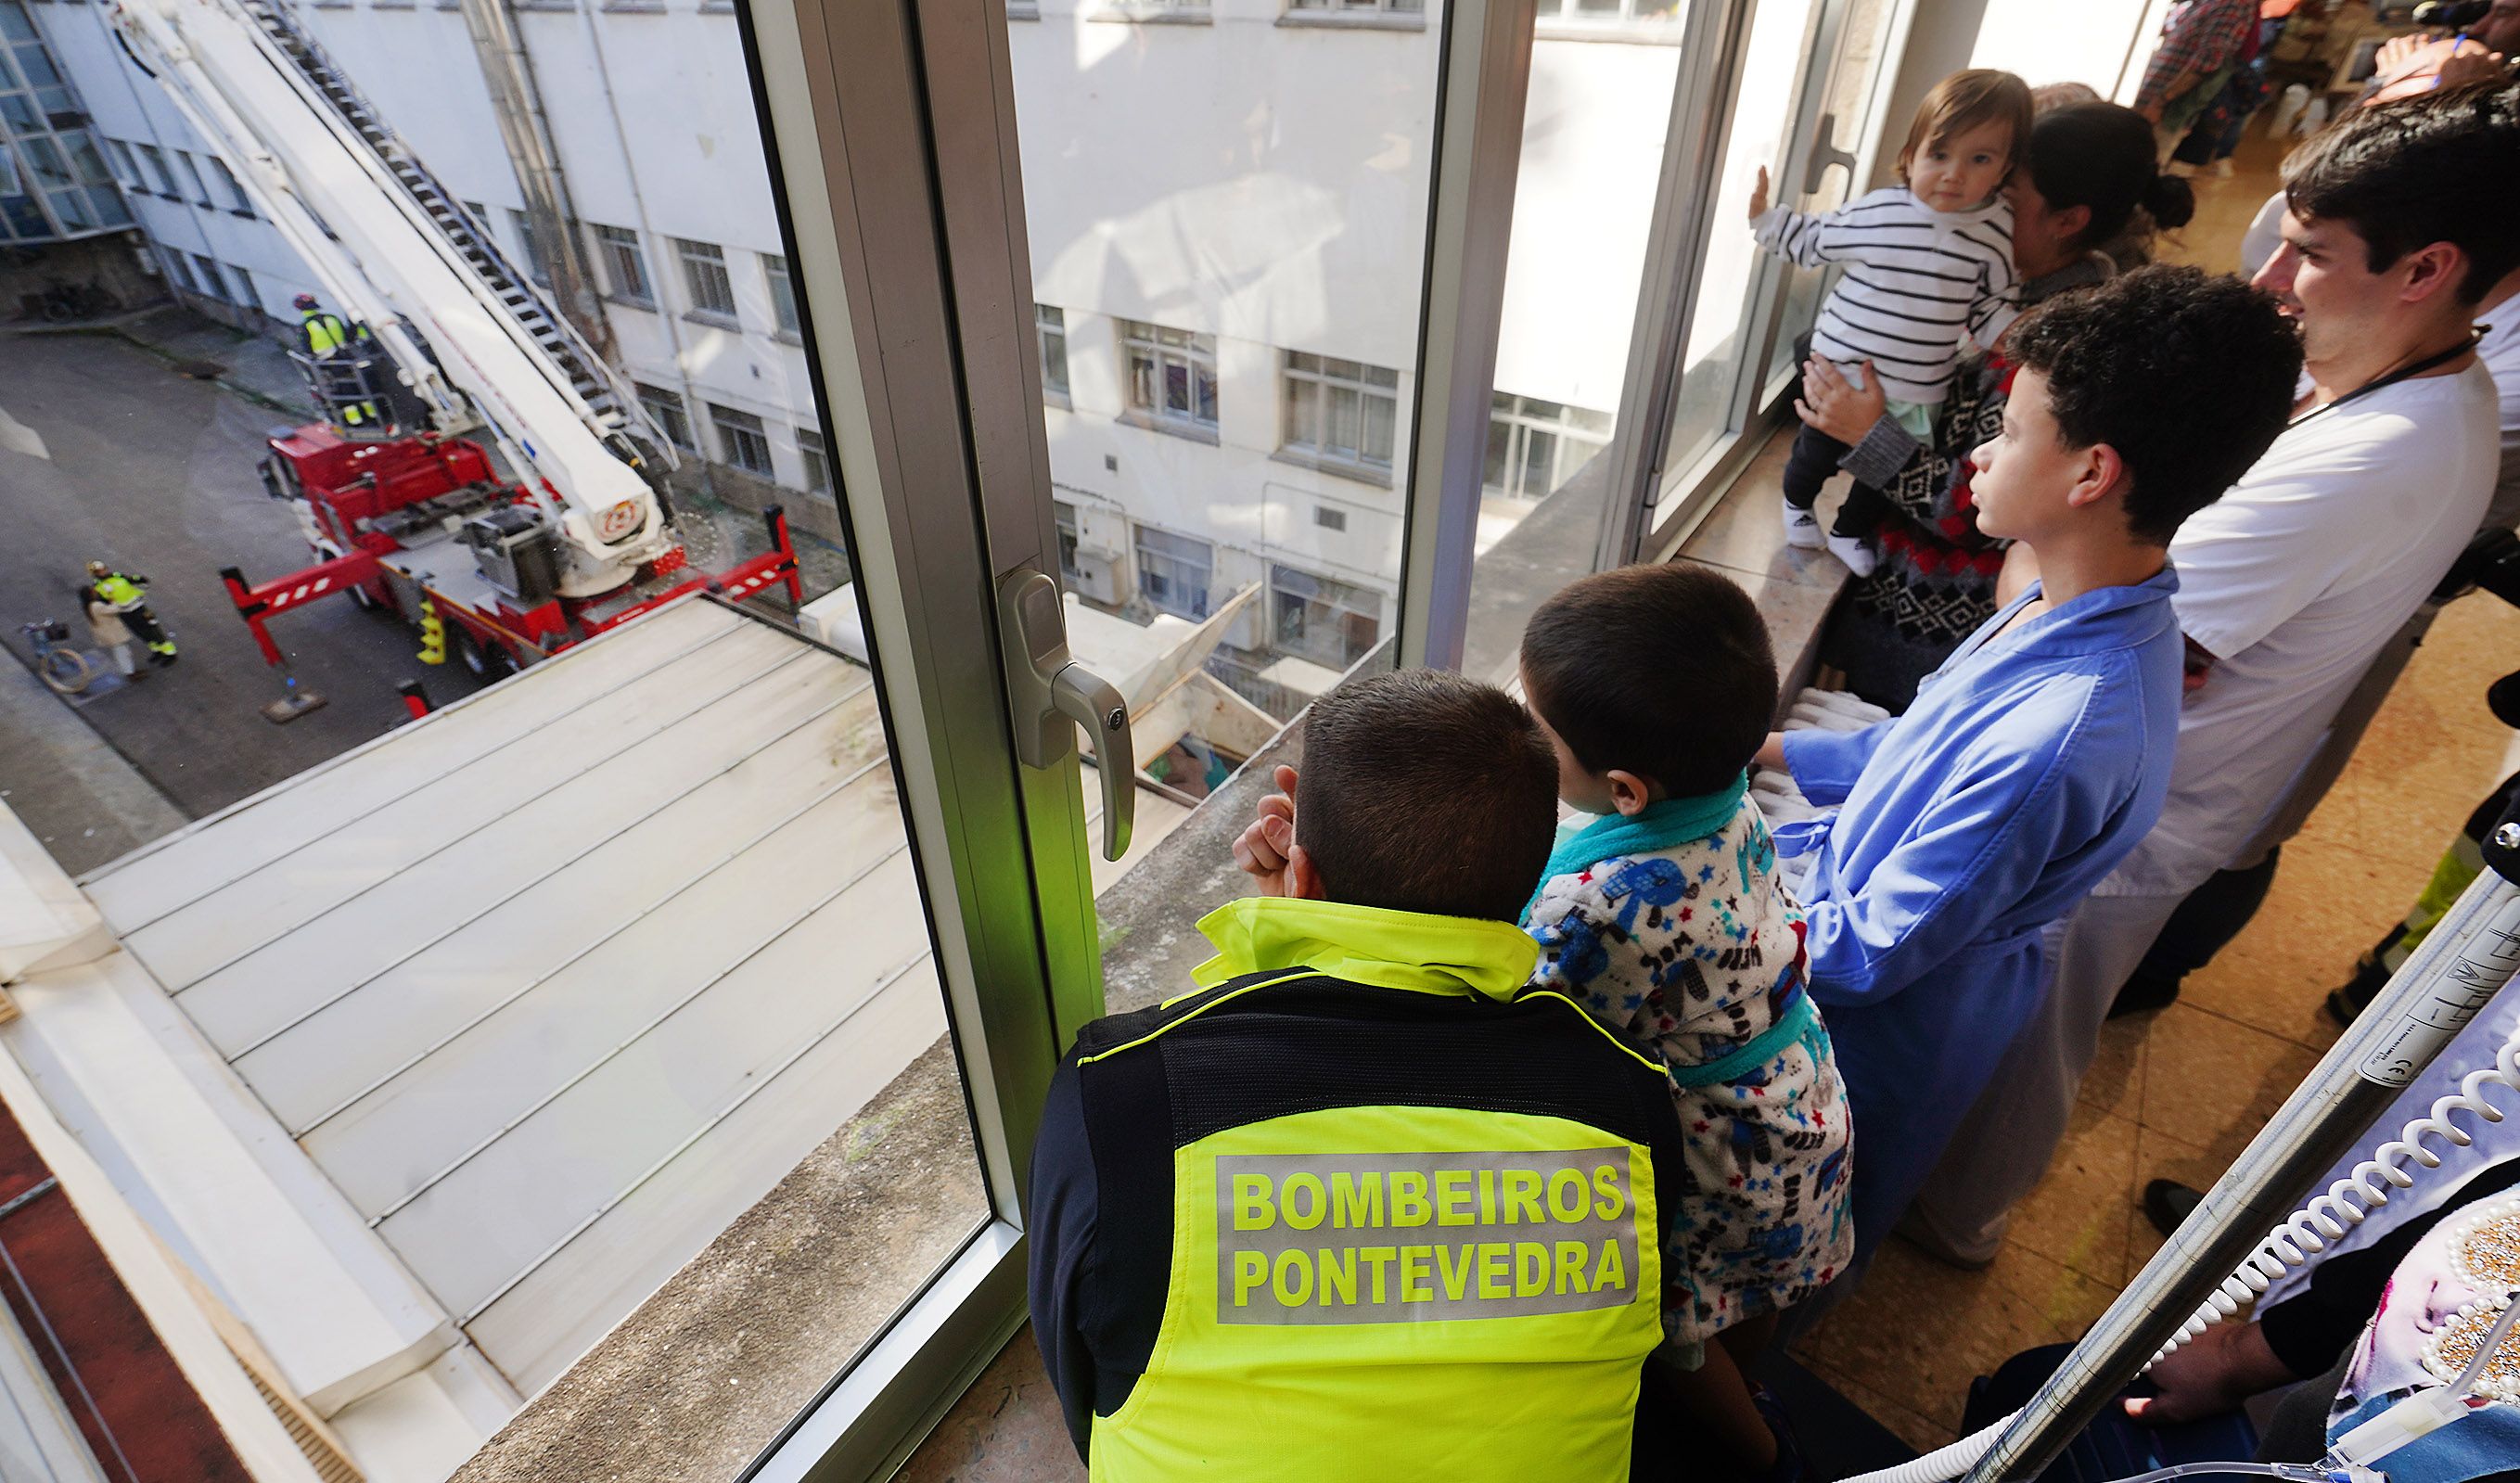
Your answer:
(20, 620), (95, 696)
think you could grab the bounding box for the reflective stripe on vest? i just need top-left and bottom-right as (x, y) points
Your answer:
(1087, 1102), (1663, 1483)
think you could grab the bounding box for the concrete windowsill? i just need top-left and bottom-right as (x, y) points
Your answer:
(1006, 0), (1040, 15)
(771, 328), (802, 347)
(1534, 17), (1686, 45)
(603, 294), (658, 313)
(1043, 390), (1072, 412)
(1084, 5), (1213, 22)
(1276, 8), (1426, 30)
(1268, 446), (1393, 490)
(682, 310), (742, 332)
(1115, 408), (1221, 446)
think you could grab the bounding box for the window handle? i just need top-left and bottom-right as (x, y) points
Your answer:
(1802, 111), (1857, 197)
(998, 568), (1134, 862)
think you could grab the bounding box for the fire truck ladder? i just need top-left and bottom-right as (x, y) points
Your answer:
(234, 0), (664, 464)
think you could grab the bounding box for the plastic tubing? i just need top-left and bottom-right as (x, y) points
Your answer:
(1835, 1014), (2520, 1483)
(2103, 1465), (2340, 1483)
(2150, 1015), (2520, 1363)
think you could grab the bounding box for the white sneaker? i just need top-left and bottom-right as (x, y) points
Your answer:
(1827, 532), (1877, 578)
(1782, 497), (1824, 549)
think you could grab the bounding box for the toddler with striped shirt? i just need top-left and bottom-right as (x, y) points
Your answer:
(1750, 69), (2034, 578)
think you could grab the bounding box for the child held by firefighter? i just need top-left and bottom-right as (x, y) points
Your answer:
(1749, 68), (2035, 579)
(1518, 563), (1853, 1478)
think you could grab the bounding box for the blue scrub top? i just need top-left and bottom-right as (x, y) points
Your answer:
(1779, 567), (2186, 1255)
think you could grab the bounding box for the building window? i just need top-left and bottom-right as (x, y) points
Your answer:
(208, 155), (254, 214)
(135, 142), (178, 198)
(1287, 0), (1422, 10)
(508, 209), (550, 287)
(762, 252), (799, 337)
(796, 427), (830, 495)
(710, 403), (774, 477)
(103, 138), (138, 189)
(1280, 351), (1399, 479)
(1271, 564), (1383, 670)
(190, 253), (227, 301)
(174, 150), (212, 207)
(675, 237), (738, 323)
(1120, 319), (1217, 435)
(229, 263), (256, 313)
(1053, 500), (1081, 583)
(1483, 391), (1614, 502)
(635, 382), (694, 450)
(1036, 305), (1068, 401)
(160, 249), (197, 292)
(1133, 525), (1212, 620)
(592, 223), (651, 306)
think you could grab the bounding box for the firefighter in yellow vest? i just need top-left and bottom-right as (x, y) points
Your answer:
(84, 562), (176, 666)
(1028, 671), (1689, 1482)
(294, 292), (378, 428)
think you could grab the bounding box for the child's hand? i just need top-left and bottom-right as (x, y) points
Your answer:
(1232, 764), (1300, 896)
(1748, 165), (1771, 220)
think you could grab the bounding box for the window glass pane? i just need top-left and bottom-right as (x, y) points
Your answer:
(1036, 304), (1068, 397)
(0, 0), (998, 1473)
(1457, 5), (1690, 684)
(594, 223), (650, 303)
(763, 251), (798, 334)
(1656, 0), (1824, 503)
(1759, 0), (1900, 394)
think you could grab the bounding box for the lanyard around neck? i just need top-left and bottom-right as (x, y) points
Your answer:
(2289, 328), (2481, 430)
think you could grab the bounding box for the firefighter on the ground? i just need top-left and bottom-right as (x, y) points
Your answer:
(294, 292), (380, 428)
(85, 562), (177, 667)
(1025, 671), (1689, 1482)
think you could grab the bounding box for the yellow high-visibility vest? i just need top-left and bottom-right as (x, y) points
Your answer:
(302, 311), (353, 354)
(1075, 899), (1669, 1483)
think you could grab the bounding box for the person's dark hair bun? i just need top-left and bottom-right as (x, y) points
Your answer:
(2143, 172), (2196, 231)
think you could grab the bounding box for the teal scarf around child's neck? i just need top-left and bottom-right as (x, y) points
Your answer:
(1519, 771), (1748, 925)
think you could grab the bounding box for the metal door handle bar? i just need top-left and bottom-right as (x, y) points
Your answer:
(998, 569), (1133, 862)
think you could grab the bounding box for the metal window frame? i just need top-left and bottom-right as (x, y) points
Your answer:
(1587, 0), (1917, 570)
(1397, 0), (1536, 671)
(721, 0), (1541, 1472)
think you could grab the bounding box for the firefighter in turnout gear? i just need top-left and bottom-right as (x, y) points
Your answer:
(295, 292), (380, 428)
(1027, 672), (1690, 1482)
(85, 562), (177, 666)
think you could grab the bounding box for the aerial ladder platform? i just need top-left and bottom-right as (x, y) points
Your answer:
(109, 0), (802, 681)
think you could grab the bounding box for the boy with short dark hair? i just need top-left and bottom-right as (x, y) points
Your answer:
(1519, 564), (1855, 1479)
(1030, 670), (1698, 1482)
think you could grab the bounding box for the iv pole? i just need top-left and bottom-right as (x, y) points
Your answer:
(1960, 799), (2520, 1483)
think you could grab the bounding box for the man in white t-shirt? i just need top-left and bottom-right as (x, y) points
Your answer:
(1904, 83), (2520, 1266)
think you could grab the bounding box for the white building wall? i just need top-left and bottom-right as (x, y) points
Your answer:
(32, 0), (1944, 667)
(31, 0), (322, 320)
